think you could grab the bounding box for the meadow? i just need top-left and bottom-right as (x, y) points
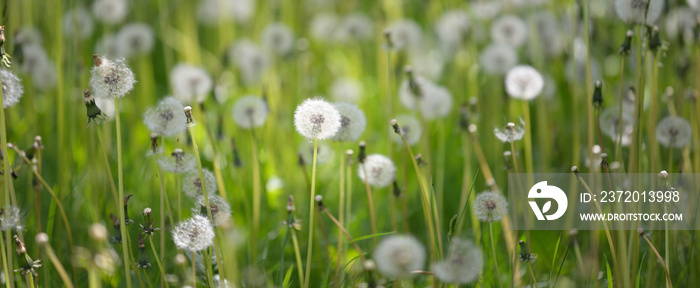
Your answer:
(0, 0), (698, 287)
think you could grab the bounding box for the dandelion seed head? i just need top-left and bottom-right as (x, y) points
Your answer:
(232, 96), (268, 129)
(89, 56), (136, 99)
(384, 20), (423, 51)
(494, 120), (525, 143)
(262, 23), (295, 56)
(0, 69), (24, 108)
(665, 8), (697, 42)
(505, 65), (544, 100)
(491, 15), (528, 48)
(435, 10), (470, 53)
(228, 40), (269, 86)
(358, 154), (396, 188)
(170, 63), (213, 104)
(89, 223), (108, 241)
(116, 23), (155, 58)
(656, 116), (692, 148)
(335, 13), (373, 43)
(398, 74), (434, 109)
(0, 206), (21, 231)
(390, 115), (422, 146)
(373, 235), (426, 279)
(330, 77), (362, 103)
(615, 0), (664, 25)
(473, 191), (508, 222)
(96, 34), (119, 59)
(480, 44), (518, 76)
(29, 60), (58, 91)
(471, 1), (503, 21)
(183, 169), (219, 198)
(331, 102), (366, 142)
(14, 26), (42, 46)
(62, 8), (94, 39)
(197, 0), (255, 26)
(92, 0), (128, 25)
(143, 97), (187, 137)
(194, 195), (232, 227)
(172, 215), (215, 251)
(309, 13), (339, 43)
(420, 85), (453, 120)
(298, 141), (334, 165)
(294, 98), (341, 140)
(432, 238), (483, 284)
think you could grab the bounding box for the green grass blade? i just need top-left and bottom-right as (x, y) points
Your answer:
(348, 231), (396, 244)
(636, 253), (646, 288)
(604, 254), (613, 288)
(549, 233), (562, 286)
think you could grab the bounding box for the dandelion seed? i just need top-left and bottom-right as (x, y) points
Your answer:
(62, 7), (94, 39)
(92, 0), (128, 25)
(182, 169), (218, 198)
(491, 15), (528, 48)
(232, 96), (268, 129)
(384, 20), (423, 51)
(473, 191), (508, 222)
(170, 63), (212, 104)
(89, 55), (136, 99)
(261, 23), (295, 56)
(358, 154), (396, 188)
(115, 23), (155, 58)
(0, 206), (21, 231)
(293, 98), (341, 140)
(505, 65), (544, 100)
(332, 102), (367, 142)
(390, 114), (422, 146)
(615, 0), (664, 25)
(432, 238), (483, 284)
(172, 215), (215, 251)
(194, 195), (232, 227)
(228, 40), (269, 86)
(480, 44), (518, 75)
(494, 121), (525, 143)
(298, 140), (334, 165)
(373, 235), (426, 279)
(330, 77), (362, 103)
(656, 116), (692, 148)
(335, 13), (374, 43)
(143, 97), (187, 137)
(0, 69), (24, 108)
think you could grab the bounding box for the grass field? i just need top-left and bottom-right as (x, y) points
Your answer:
(0, 0), (699, 287)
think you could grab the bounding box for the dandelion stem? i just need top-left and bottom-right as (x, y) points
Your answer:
(616, 56), (626, 167)
(488, 222), (503, 288)
(303, 138), (319, 288)
(527, 261), (537, 288)
(334, 143), (346, 285)
(0, 229), (10, 288)
(148, 236), (169, 288)
(360, 164), (378, 241)
(0, 77), (16, 288)
(322, 208), (366, 262)
(113, 98), (133, 288)
(95, 128), (120, 214)
(251, 131), (261, 259)
(39, 240), (74, 288)
(291, 227), (305, 286)
(641, 233), (672, 288)
(191, 250), (197, 288)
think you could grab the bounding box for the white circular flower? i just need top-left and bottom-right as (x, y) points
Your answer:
(89, 56), (136, 99)
(197, 0), (255, 26)
(298, 141), (334, 165)
(262, 23), (295, 56)
(432, 239), (483, 284)
(491, 15), (528, 48)
(435, 10), (470, 52)
(62, 7), (94, 39)
(20, 44), (50, 75)
(494, 121), (526, 143)
(332, 102), (367, 142)
(600, 106), (634, 147)
(172, 215), (215, 251)
(228, 40), (270, 86)
(358, 154), (396, 188)
(419, 85), (452, 120)
(398, 75), (436, 109)
(0, 205), (21, 231)
(0, 69), (25, 108)
(656, 116), (692, 148)
(373, 235), (426, 279)
(30, 61), (58, 92)
(665, 8), (697, 41)
(309, 13), (338, 43)
(96, 34), (120, 58)
(335, 13), (374, 43)
(14, 27), (43, 46)
(143, 97), (187, 137)
(533, 12), (564, 58)
(505, 65), (544, 100)
(384, 20), (422, 51)
(92, 0), (128, 25)
(158, 149), (196, 174)
(480, 44), (518, 75)
(116, 23), (155, 57)
(232, 96), (268, 129)
(293, 98), (341, 140)
(473, 191), (508, 222)
(390, 114), (422, 146)
(615, 0), (664, 25)
(170, 63), (213, 104)
(183, 169), (219, 198)
(330, 77), (362, 103)
(194, 195), (232, 227)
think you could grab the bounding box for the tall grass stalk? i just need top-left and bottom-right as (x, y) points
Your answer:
(251, 131), (261, 259)
(113, 99), (133, 288)
(334, 143), (346, 284)
(360, 164), (378, 238)
(616, 56), (627, 166)
(0, 230), (10, 288)
(303, 138), (319, 288)
(0, 78), (16, 288)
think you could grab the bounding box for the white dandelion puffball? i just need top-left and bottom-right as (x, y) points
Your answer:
(228, 40), (269, 86)
(143, 97), (187, 137)
(384, 20), (423, 51)
(14, 27), (43, 46)
(390, 114), (422, 146)
(172, 215), (215, 251)
(158, 149), (196, 174)
(494, 121), (526, 143)
(19, 44), (49, 74)
(293, 98), (342, 140)
(335, 13), (374, 43)
(0, 205), (21, 231)
(298, 141), (334, 165)
(534, 12), (564, 58)
(358, 154), (396, 188)
(262, 23), (295, 56)
(197, 0), (255, 26)
(95, 97), (115, 119)
(92, 0), (128, 25)
(656, 116), (692, 148)
(30, 61), (58, 91)
(419, 85), (453, 120)
(398, 75), (436, 109)
(0, 69), (25, 108)
(409, 51), (445, 81)
(116, 23), (155, 57)
(505, 65), (544, 100)
(62, 7), (94, 39)
(194, 195), (232, 227)
(665, 8), (697, 41)
(435, 10), (470, 52)
(89, 56), (136, 99)
(471, 1), (503, 21)
(432, 238), (483, 284)
(373, 235), (426, 279)
(615, 0), (664, 25)
(96, 34), (119, 59)
(473, 191), (508, 222)
(170, 63), (213, 104)
(480, 44), (518, 75)
(491, 15), (528, 48)
(330, 77), (362, 103)
(309, 13), (338, 43)
(232, 96), (268, 129)
(600, 106), (634, 147)
(183, 169), (219, 198)
(332, 102), (367, 142)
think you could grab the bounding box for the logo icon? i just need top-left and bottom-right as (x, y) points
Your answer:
(528, 181), (568, 220)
